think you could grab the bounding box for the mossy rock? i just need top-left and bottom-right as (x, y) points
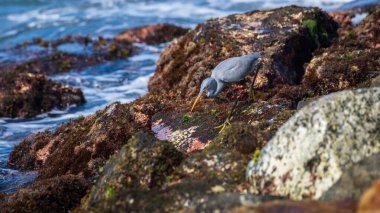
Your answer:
(81, 132), (185, 212)
(0, 175), (89, 213)
(210, 122), (259, 154)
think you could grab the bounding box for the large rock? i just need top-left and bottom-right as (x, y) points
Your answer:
(0, 35), (140, 118)
(116, 23), (189, 45)
(247, 88), (380, 200)
(13, 36), (136, 75)
(328, 4), (376, 38)
(0, 70), (85, 118)
(321, 154), (380, 201)
(78, 124), (264, 212)
(149, 6), (338, 97)
(9, 101), (154, 179)
(79, 132), (185, 212)
(303, 4), (380, 95)
(0, 175), (88, 213)
(302, 44), (380, 95)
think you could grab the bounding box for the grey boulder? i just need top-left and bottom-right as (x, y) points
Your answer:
(247, 88), (380, 200)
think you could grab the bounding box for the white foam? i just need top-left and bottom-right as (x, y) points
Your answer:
(3, 30), (18, 37)
(352, 12), (368, 25)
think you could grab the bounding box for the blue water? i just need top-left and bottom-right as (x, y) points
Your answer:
(0, 0), (375, 193)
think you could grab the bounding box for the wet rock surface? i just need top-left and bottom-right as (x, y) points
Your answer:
(10, 36), (136, 75)
(0, 35), (137, 118)
(79, 132), (185, 212)
(147, 6), (342, 152)
(78, 124), (260, 212)
(116, 23), (189, 45)
(9, 102), (151, 179)
(0, 70), (85, 118)
(152, 96), (295, 153)
(0, 175), (89, 213)
(149, 6), (338, 97)
(327, 4), (375, 38)
(353, 4), (380, 48)
(247, 88), (380, 200)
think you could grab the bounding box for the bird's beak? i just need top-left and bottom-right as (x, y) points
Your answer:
(191, 93), (203, 112)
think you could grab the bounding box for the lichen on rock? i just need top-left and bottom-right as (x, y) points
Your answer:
(247, 88), (380, 200)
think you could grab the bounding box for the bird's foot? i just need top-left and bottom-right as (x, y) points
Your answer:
(215, 116), (233, 133)
(249, 88), (255, 101)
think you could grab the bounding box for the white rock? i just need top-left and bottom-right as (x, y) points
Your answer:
(246, 88), (380, 200)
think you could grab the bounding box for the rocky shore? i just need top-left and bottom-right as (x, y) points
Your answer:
(1, 4), (380, 213)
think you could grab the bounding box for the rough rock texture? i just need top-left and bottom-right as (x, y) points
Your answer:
(78, 123), (265, 212)
(358, 179), (380, 213)
(11, 36), (136, 75)
(328, 3), (376, 38)
(80, 132), (184, 212)
(8, 132), (53, 170)
(116, 23), (189, 45)
(247, 88), (380, 200)
(328, 10), (356, 37)
(0, 35), (138, 118)
(151, 92), (295, 153)
(0, 70), (85, 118)
(149, 6), (338, 97)
(303, 44), (380, 95)
(303, 5), (380, 95)
(9, 101), (153, 179)
(321, 154), (380, 201)
(0, 175), (89, 213)
(252, 200), (356, 213)
(353, 4), (380, 48)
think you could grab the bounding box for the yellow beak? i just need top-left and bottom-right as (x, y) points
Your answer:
(191, 94), (203, 112)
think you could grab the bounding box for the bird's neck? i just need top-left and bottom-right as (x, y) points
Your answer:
(212, 79), (225, 97)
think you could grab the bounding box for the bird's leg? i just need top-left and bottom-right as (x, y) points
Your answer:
(249, 62), (261, 101)
(215, 89), (239, 133)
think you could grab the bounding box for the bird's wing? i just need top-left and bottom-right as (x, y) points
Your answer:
(211, 57), (254, 83)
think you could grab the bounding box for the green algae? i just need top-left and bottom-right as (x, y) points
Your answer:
(80, 132), (185, 211)
(303, 18), (330, 46)
(252, 149), (262, 163)
(105, 187), (115, 199)
(182, 114), (191, 122)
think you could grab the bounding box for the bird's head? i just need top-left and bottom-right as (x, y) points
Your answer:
(191, 77), (217, 112)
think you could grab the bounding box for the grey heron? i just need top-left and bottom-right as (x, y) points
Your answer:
(191, 52), (262, 132)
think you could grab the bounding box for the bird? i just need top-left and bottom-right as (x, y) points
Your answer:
(191, 52), (262, 132)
